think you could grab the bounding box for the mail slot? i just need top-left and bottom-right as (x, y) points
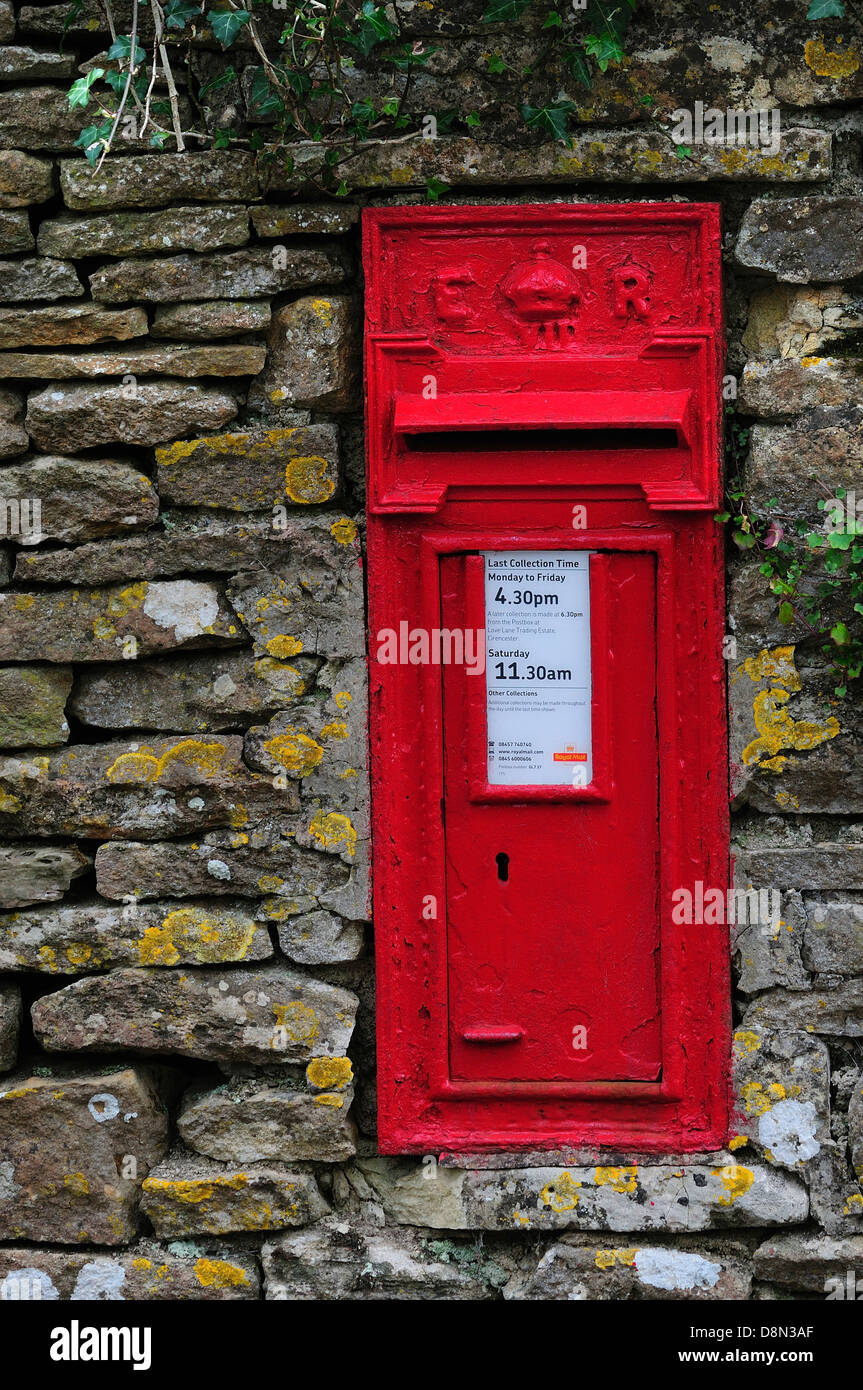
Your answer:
(364, 205), (730, 1153)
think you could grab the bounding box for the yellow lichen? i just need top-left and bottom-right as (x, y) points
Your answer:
(330, 517), (357, 545)
(804, 36), (859, 77)
(193, 1257), (249, 1289)
(734, 1030), (762, 1057)
(285, 455), (335, 504)
(306, 1056), (353, 1090)
(155, 429), (299, 471)
(741, 1081), (773, 1116)
(594, 1247), (637, 1270)
(65, 944), (93, 967)
(713, 1164), (755, 1205)
(264, 729), (324, 777)
(742, 688), (839, 769)
(273, 1001), (319, 1046)
(594, 1166), (638, 1194)
(308, 809), (356, 858)
(265, 635), (303, 658)
(37, 945), (58, 972)
(107, 582), (147, 617)
(310, 298), (333, 328)
(737, 646), (839, 770)
(740, 646), (801, 689)
(138, 908), (257, 966)
(105, 738), (231, 785)
(540, 1172), (580, 1212)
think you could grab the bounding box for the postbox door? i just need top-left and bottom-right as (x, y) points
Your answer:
(440, 550), (661, 1084)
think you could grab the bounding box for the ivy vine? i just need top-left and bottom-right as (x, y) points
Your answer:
(63, 0), (646, 194)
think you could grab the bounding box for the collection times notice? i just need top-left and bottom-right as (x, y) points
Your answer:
(483, 551), (593, 787)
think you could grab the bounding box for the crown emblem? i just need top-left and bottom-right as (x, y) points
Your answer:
(500, 240), (581, 347)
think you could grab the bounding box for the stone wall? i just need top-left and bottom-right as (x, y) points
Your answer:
(0, 0), (862, 1302)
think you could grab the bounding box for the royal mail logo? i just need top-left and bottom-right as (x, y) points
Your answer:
(553, 747), (587, 762)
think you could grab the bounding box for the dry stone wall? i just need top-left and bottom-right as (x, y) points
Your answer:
(0, 0), (861, 1302)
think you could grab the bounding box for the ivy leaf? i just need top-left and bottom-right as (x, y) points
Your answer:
(481, 0), (533, 19)
(486, 52), (507, 74)
(583, 30), (624, 70)
(150, 131), (171, 149)
(831, 621), (852, 646)
(426, 177), (450, 202)
(465, 110), (481, 127)
(583, 0), (635, 70)
(586, 0), (636, 37)
(389, 42), (435, 71)
(543, 10), (562, 26)
(733, 530), (757, 550)
(345, 2), (399, 57)
(164, 0), (202, 29)
(714, 511), (731, 523)
(522, 100), (576, 142)
(561, 45), (592, 89)
(248, 66), (284, 118)
(351, 97), (376, 136)
(285, 68), (313, 98)
(806, 0), (845, 16)
(828, 531), (854, 550)
(75, 118), (113, 165)
(778, 601), (795, 625)
(208, 7), (251, 47)
(432, 109), (458, 133)
(103, 70), (127, 97)
(107, 34), (146, 64)
(199, 66), (237, 98)
(674, 144), (693, 158)
(67, 69), (104, 109)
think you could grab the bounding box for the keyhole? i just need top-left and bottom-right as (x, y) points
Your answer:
(496, 852), (509, 883)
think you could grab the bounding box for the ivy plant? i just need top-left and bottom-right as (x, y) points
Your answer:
(65, 0), (646, 194)
(719, 412), (863, 699)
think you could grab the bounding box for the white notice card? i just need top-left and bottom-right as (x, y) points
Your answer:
(483, 551), (592, 787)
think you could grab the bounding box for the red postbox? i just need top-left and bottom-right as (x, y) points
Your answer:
(364, 204), (729, 1153)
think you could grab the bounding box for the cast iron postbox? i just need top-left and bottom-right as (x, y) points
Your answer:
(364, 204), (729, 1154)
